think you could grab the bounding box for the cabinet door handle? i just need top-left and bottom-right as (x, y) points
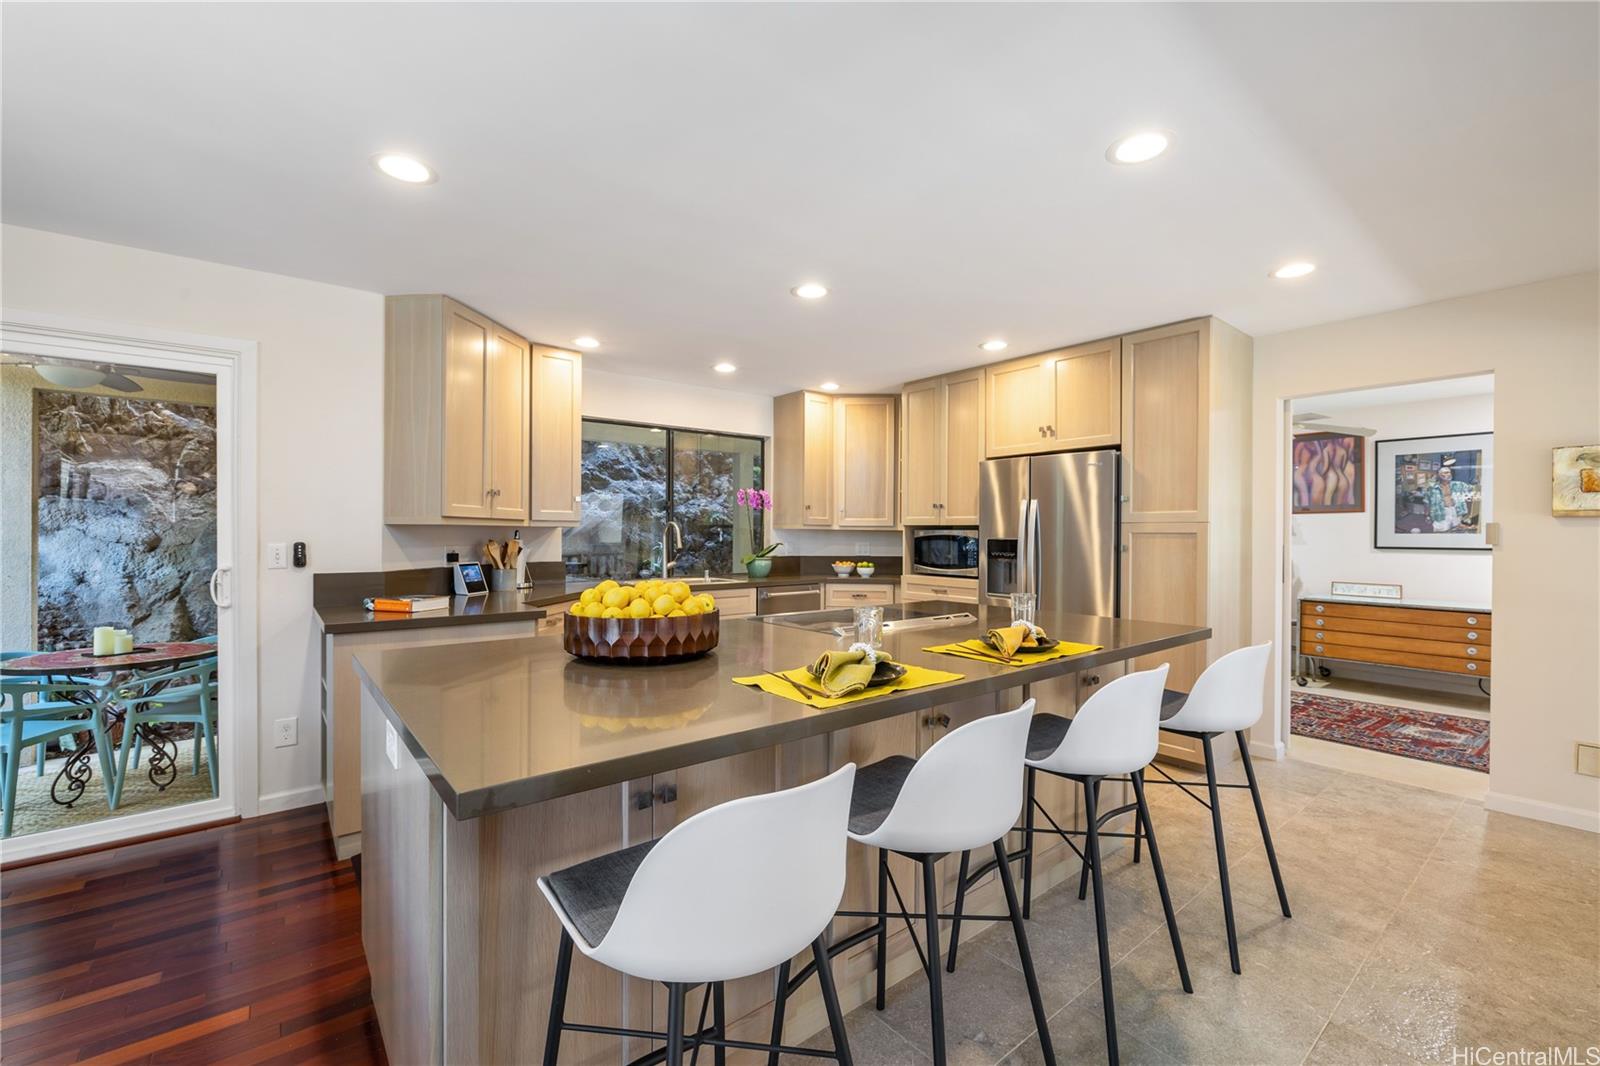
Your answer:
(924, 713), (951, 729)
(1046, 425), (1056, 437)
(1467, 631), (1478, 640)
(1315, 604), (1325, 613)
(1466, 616), (1479, 625)
(1466, 647), (1478, 657)
(1466, 662), (1478, 672)
(654, 783), (678, 805)
(632, 789), (654, 811)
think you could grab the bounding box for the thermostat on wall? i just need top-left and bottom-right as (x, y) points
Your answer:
(1330, 581), (1403, 600)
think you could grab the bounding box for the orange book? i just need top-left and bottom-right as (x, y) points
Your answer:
(364, 595), (450, 614)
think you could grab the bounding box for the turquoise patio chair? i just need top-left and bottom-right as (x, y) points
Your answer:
(113, 654), (219, 807)
(2, 663), (120, 838)
(127, 636), (217, 779)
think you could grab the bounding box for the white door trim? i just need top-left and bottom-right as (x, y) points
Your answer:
(0, 308), (260, 863)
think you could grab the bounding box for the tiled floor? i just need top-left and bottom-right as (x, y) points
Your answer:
(801, 756), (1599, 1065)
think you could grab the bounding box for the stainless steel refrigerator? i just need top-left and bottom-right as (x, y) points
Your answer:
(978, 450), (1119, 616)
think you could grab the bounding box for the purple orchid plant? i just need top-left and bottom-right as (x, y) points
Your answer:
(736, 487), (782, 565)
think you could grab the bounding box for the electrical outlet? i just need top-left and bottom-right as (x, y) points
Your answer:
(1577, 742), (1600, 778)
(267, 542), (287, 569)
(385, 720), (400, 770)
(855, 541), (871, 554)
(273, 717), (297, 748)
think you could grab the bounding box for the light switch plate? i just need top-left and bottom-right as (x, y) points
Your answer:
(385, 720), (400, 770)
(273, 717), (297, 747)
(267, 542), (287, 569)
(1577, 742), (1600, 778)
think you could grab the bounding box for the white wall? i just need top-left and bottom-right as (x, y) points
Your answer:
(1254, 272), (1600, 832)
(1291, 392), (1493, 605)
(1, 225), (385, 811)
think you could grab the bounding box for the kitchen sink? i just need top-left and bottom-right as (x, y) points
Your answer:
(684, 576), (743, 586)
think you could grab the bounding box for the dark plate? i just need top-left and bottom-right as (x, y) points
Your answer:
(867, 660), (909, 686)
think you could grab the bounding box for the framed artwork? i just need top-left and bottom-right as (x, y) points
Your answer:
(1292, 432), (1365, 514)
(1552, 445), (1600, 516)
(1374, 432), (1493, 551)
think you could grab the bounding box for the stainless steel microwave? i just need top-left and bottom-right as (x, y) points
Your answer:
(911, 529), (979, 577)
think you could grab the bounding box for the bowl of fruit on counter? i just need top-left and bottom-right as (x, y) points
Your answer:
(565, 579), (721, 663)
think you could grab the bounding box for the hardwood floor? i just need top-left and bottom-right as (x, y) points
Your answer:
(0, 805), (386, 1064)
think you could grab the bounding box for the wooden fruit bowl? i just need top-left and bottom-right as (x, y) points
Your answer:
(563, 610), (720, 664)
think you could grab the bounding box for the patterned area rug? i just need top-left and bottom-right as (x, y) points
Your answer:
(1291, 691), (1489, 773)
(4, 744), (215, 838)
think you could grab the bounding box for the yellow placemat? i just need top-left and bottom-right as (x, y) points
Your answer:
(734, 663), (965, 708)
(923, 639), (1103, 668)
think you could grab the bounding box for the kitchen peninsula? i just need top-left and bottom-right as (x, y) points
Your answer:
(355, 603), (1210, 1065)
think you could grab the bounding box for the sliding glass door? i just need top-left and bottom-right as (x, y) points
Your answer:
(562, 420), (764, 580)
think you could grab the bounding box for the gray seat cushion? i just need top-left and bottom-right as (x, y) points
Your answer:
(1026, 713), (1072, 761)
(849, 755), (917, 835)
(1160, 688), (1190, 722)
(544, 839), (658, 948)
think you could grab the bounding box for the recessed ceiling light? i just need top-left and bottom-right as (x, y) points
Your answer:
(979, 339), (1009, 353)
(820, 381), (840, 391)
(371, 153), (437, 184)
(791, 283), (829, 300)
(713, 362), (737, 374)
(1271, 261), (1317, 280)
(1105, 131), (1171, 165)
(573, 336), (600, 350)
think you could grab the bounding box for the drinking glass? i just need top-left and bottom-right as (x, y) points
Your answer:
(1009, 592), (1037, 628)
(854, 606), (884, 649)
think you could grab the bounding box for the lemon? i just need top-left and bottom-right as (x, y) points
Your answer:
(600, 606), (624, 619)
(596, 579), (619, 594)
(695, 593), (716, 613)
(652, 594), (678, 615)
(626, 598), (651, 619)
(680, 598), (702, 616)
(667, 581), (692, 602)
(600, 588), (630, 609)
(568, 601), (583, 615)
(668, 608), (687, 617)
(579, 588), (600, 606)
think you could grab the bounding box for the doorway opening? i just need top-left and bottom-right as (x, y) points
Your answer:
(1285, 374), (1493, 798)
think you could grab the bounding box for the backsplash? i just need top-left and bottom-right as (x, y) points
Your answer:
(774, 527), (902, 560)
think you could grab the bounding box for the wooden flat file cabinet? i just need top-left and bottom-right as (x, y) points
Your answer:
(1299, 598), (1491, 680)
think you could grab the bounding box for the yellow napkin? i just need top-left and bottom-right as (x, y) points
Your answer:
(733, 663), (965, 708)
(986, 624), (1041, 657)
(923, 639), (1103, 667)
(810, 648), (885, 697)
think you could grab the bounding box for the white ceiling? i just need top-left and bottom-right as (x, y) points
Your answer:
(3, 4), (1595, 396)
(1292, 373), (1495, 417)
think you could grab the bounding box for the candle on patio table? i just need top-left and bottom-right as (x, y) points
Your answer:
(93, 626), (116, 656)
(114, 630), (134, 655)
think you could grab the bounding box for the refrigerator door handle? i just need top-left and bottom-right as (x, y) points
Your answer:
(1015, 497), (1029, 597)
(1028, 498), (1042, 597)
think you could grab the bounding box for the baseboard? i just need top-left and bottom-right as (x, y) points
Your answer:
(256, 784), (326, 815)
(1484, 791), (1600, 834)
(1251, 739), (1286, 760)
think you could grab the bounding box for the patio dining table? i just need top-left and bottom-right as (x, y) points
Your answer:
(1, 642), (217, 808)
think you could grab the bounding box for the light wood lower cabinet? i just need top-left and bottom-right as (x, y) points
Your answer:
(824, 582), (896, 608)
(713, 588), (757, 619)
(900, 574), (979, 604)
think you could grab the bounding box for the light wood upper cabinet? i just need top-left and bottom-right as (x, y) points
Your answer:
(985, 339), (1120, 458)
(985, 355), (1054, 457)
(901, 368), (984, 526)
(1122, 320), (1208, 521)
(834, 395), (897, 527)
(441, 304), (493, 518)
(486, 326), (530, 522)
(385, 294), (581, 526)
(1052, 338), (1121, 450)
(773, 390), (897, 529)
(529, 345), (582, 525)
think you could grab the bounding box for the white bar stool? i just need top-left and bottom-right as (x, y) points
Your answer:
(537, 765), (857, 1065)
(775, 700), (1054, 1066)
(1145, 642), (1291, 974)
(951, 665), (1191, 1066)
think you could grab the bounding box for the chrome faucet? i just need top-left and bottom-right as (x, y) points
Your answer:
(662, 520), (683, 577)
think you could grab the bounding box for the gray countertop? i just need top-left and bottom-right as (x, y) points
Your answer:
(352, 603), (1211, 820)
(518, 571), (903, 608)
(315, 591), (549, 635)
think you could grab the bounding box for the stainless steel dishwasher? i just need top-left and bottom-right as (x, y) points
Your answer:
(755, 584), (822, 616)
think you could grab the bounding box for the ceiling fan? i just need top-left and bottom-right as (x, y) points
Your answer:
(3, 355), (144, 393)
(1292, 411), (1375, 437)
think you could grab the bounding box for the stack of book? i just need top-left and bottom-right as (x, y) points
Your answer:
(363, 594), (450, 614)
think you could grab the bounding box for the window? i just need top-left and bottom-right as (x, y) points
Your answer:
(561, 419), (765, 580)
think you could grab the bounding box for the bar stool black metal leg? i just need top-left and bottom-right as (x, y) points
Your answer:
(1132, 770), (1191, 993)
(712, 981), (727, 1066)
(1078, 778), (1100, 901)
(666, 982), (687, 1065)
(993, 839), (1056, 1065)
(1202, 736), (1241, 975)
(1022, 766), (1037, 918)
(1237, 730), (1291, 918)
(813, 936), (855, 1066)
(766, 959), (791, 1066)
(1083, 778), (1119, 1065)
(542, 930), (574, 1066)
(920, 856), (948, 1066)
(875, 848), (889, 1010)
(1131, 794), (1145, 865)
(946, 850), (970, 973)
